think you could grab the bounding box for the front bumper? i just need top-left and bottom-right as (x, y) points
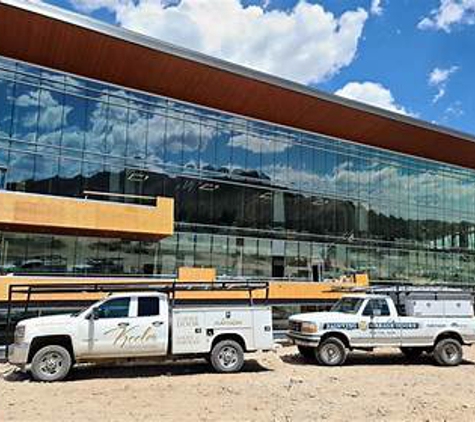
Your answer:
(8, 343), (29, 366)
(287, 331), (321, 347)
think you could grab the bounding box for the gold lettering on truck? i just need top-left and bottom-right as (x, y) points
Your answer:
(104, 325), (158, 348)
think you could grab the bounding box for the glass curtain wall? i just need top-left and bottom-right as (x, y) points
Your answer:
(1, 56), (475, 283)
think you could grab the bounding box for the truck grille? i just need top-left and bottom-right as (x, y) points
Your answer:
(289, 320), (302, 332)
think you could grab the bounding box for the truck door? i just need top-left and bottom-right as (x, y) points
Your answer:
(363, 299), (400, 346)
(78, 297), (135, 358)
(78, 296), (168, 358)
(130, 296), (168, 356)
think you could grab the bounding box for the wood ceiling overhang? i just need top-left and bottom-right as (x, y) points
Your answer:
(1, 0), (475, 170)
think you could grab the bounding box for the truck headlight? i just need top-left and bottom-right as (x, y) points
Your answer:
(14, 325), (26, 344)
(301, 322), (318, 334)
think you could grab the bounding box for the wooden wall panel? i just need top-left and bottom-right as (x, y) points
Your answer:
(0, 191), (174, 239)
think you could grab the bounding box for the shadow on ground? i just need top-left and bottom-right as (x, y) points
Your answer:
(3, 358), (271, 383)
(281, 351), (474, 367)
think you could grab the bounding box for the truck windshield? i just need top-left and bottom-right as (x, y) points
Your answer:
(331, 297), (364, 314)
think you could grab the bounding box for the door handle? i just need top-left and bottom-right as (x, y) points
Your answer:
(152, 321), (164, 327)
(118, 322), (129, 328)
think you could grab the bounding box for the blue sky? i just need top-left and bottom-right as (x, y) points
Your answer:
(42, 0), (475, 136)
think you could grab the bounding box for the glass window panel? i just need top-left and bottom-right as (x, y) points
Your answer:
(31, 153), (59, 195)
(177, 232), (195, 268)
(164, 110), (184, 168)
(182, 119), (201, 170)
(58, 157), (83, 197)
(126, 103), (147, 161)
(211, 235), (228, 275)
(146, 111), (166, 164)
(243, 237), (258, 276)
(6, 151), (35, 192)
(214, 123), (231, 174)
(37, 88), (65, 146)
(260, 136), (275, 184)
(85, 97), (108, 155)
(107, 104), (128, 157)
(0, 77), (14, 137)
(288, 144), (301, 191)
(273, 141), (289, 187)
(62, 94), (87, 154)
(229, 129), (247, 175)
(12, 83), (39, 142)
(97, 298), (130, 319)
(199, 119), (217, 172)
(138, 297), (160, 317)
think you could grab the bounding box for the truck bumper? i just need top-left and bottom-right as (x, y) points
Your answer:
(286, 332), (321, 348)
(8, 343), (29, 367)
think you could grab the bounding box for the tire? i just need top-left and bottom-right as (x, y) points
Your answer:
(210, 340), (245, 373)
(433, 338), (463, 367)
(30, 345), (72, 382)
(317, 337), (348, 366)
(298, 346), (316, 361)
(400, 347), (424, 359)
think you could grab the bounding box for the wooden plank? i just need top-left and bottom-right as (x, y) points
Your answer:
(0, 191), (174, 239)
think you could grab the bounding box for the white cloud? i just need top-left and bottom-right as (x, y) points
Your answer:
(228, 133), (290, 154)
(444, 100), (464, 120)
(370, 0), (383, 16)
(418, 0), (475, 32)
(68, 0), (128, 13)
(428, 66), (458, 102)
(334, 81), (412, 116)
(67, 0), (368, 85)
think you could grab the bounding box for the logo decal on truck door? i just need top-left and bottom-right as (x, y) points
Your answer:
(104, 325), (158, 348)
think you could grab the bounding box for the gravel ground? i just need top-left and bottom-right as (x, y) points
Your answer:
(2, 345), (475, 421)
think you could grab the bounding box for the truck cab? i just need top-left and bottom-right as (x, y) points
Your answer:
(288, 293), (475, 367)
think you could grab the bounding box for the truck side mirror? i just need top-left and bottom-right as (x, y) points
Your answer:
(90, 307), (100, 320)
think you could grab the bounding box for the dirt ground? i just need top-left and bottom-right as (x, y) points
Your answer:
(2, 345), (475, 422)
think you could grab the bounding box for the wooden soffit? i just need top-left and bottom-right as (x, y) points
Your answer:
(0, 191), (174, 239)
(1, 0), (475, 169)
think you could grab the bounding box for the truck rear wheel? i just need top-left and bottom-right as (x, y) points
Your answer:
(317, 338), (347, 366)
(30, 345), (72, 382)
(297, 346), (316, 361)
(433, 338), (463, 366)
(210, 340), (245, 373)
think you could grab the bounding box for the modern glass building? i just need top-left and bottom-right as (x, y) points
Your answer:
(2, 0), (475, 284)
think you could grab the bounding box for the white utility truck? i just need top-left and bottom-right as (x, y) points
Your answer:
(288, 289), (475, 366)
(7, 283), (273, 382)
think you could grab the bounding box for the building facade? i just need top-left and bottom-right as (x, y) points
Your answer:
(1, 1), (475, 284)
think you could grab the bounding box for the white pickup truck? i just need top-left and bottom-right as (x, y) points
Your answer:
(8, 292), (273, 381)
(288, 293), (475, 366)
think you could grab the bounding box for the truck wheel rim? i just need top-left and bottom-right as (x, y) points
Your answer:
(442, 344), (459, 362)
(39, 352), (64, 376)
(321, 344), (341, 364)
(218, 346), (238, 368)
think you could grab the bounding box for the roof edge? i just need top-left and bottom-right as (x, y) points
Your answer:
(2, 0), (475, 145)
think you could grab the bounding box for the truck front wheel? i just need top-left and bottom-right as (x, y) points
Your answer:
(433, 338), (463, 366)
(30, 345), (72, 382)
(210, 340), (245, 373)
(317, 338), (347, 366)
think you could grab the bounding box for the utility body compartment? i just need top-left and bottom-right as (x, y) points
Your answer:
(404, 292), (473, 317)
(171, 305), (273, 355)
